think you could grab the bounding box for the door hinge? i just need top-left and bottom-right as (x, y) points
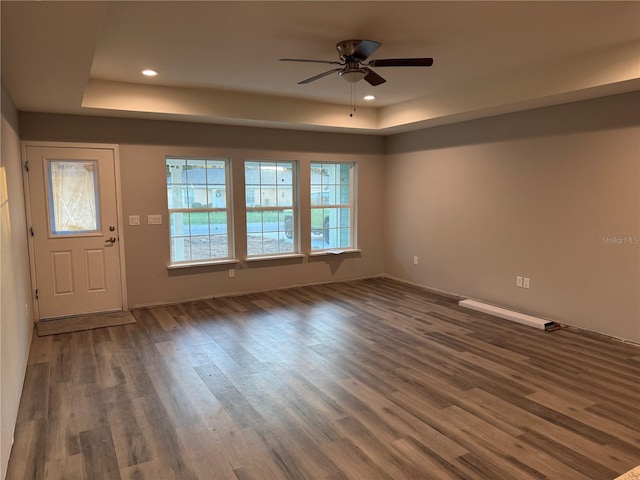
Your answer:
(24, 161), (29, 172)
(35, 289), (39, 300)
(29, 227), (35, 237)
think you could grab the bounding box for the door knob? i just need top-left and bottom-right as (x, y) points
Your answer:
(106, 237), (116, 243)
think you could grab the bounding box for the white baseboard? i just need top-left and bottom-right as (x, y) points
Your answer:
(459, 299), (558, 331)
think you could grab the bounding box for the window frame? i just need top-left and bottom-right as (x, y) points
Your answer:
(45, 159), (102, 237)
(309, 161), (357, 252)
(244, 159), (299, 259)
(166, 157), (234, 267)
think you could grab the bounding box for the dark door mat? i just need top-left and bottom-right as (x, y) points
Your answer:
(36, 311), (136, 336)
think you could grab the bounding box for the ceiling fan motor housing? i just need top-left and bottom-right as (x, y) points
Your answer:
(336, 40), (363, 61)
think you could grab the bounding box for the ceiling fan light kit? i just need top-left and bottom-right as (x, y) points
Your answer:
(280, 39), (433, 86)
(339, 68), (367, 83)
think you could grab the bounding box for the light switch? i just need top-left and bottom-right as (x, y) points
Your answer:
(129, 215), (140, 226)
(148, 214), (162, 225)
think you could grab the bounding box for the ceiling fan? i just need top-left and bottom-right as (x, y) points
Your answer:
(280, 39), (433, 86)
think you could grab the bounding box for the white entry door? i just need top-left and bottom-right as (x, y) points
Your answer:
(25, 144), (124, 319)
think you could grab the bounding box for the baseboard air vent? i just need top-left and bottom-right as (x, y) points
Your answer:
(459, 299), (560, 331)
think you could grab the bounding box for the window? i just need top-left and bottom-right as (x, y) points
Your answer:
(310, 162), (356, 251)
(46, 160), (100, 235)
(166, 158), (232, 264)
(245, 160), (296, 257)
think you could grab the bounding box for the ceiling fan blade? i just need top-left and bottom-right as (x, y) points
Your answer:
(363, 68), (386, 86)
(353, 40), (381, 60)
(368, 58), (434, 67)
(298, 68), (341, 84)
(280, 58), (342, 65)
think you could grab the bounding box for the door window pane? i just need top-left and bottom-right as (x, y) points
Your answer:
(47, 160), (100, 235)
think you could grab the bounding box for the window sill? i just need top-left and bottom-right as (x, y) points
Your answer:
(308, 248), (361, 257)
(245, 253), (305, 263)
(167, 258), (241, 270)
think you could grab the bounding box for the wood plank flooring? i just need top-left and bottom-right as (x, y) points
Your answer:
(6, 278), (640, 479)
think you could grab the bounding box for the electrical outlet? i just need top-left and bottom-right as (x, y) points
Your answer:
(516, 276), (523, 287)
(523, 277), (530, 289)
(228, 269), (235, 278)
(413, 256), (419, 265)
(129, 215), (140, 226)
(147, 214), (162, 225)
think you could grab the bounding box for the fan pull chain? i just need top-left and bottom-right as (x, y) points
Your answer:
(350, 83), (356, 117)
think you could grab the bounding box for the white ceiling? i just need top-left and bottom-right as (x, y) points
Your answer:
(2, 1), (639, 134)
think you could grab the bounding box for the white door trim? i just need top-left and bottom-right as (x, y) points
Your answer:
(21, 141), (128, 320)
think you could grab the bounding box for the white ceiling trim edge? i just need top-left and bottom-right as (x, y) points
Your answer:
(378, 40), (640, 131)
(82, 80), (380, 133)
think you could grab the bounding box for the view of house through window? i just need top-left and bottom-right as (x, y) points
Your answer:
(166, 158), (231, 264)
(245, 160), (297, 256)
(166, 158), (354, 263)
(310, 162), (355, 251)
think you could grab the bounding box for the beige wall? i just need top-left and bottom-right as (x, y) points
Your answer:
(384, 92), (640, 343)
(19, 114), (386, 307)
(16, 92), (640, 344)
(1, 84), (33, 478)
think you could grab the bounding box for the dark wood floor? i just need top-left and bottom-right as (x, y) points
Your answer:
(6, 278), (640, 480)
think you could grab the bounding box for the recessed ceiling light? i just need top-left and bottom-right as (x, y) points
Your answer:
(363, 95), (375, 101)
(141, 69), (158, 77)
